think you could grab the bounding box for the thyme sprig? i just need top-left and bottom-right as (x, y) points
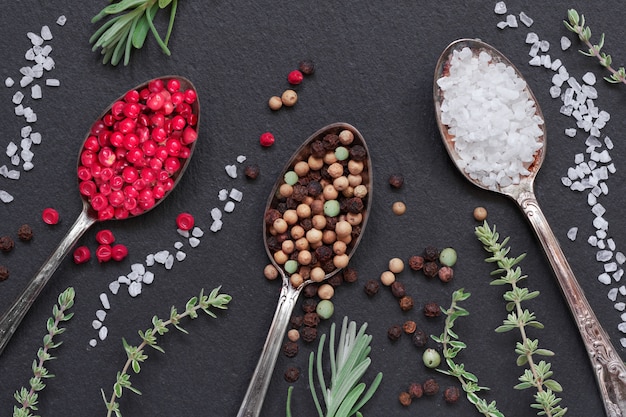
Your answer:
(13, 287), (75, 417)
(90, 0), (180, 66)
(433, 288), (504, 417)
(475, 221), (567, 417)
(564, 9), (626, 85)
(287, 316), (383, 417)
(102, 286), (231, 417)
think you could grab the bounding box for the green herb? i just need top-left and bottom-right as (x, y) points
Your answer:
(432, 288), (504, 417)
(475, 221), (567, 417)
(102, 286), (231, 417)
(286, 316), (383, 417)
(564, 9), (626, 85)
(90, 0), (180, 66)
(13, 287), (75, 417)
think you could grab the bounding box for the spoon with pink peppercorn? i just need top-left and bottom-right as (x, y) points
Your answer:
(0, 76), (200, 355)
(237, 122), (372, 417)
(434, 38), (626, 417)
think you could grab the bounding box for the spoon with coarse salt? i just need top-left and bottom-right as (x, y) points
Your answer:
(434, 38), (626, 417)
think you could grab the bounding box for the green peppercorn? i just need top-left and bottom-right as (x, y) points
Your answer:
(284, 171), (298, 185)
(439, 247), (457, 267)
(334, 146), (349, 161)
(323, 200), (340, 217)
(422, 348), (441, 368)
(285, 259), (299, 274)
(316, 299), (334, 319)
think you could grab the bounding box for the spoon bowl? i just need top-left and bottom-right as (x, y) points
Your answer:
(0, 76), (200, 355)
(237, 122), (372, 417)
(434, 38), (626, 416)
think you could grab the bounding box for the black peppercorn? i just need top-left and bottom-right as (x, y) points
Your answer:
(344, 197), (364, 214)
(302, 299), (318, 313)
(302, 283), (318, 298)
(423, 261), (439, 278)
(315, 245), (333, 263)
(264, 209), (282, 225)
(423, 246), (439, 262)
(342, 267), (358, 283)
(408, 255), (424, 271)
(0, 265), (8, 281)
(327, 273), (343, 288)
(306, 180), (323, 197)
(303, 312), (320, 327)
(412, 330), (428, 347)
(399, 296), (414, 311)
(364, 279), (379, 296)
(388, 173), (404, 189)
(244, 164), (260, 179)
(423, 302), (441, 318)
(443, 386), (460, 403)
(390, 281), (406, 298)
(290, 315), (304, 329)
(284, 367), (300, 382)
(322, 134), (340, 150)
(310, 140), (326, 158)
(283, 341), (299, 357)
(349, 145), (367, 161)
(423, 378), (439, 396)
(408, 382), (424, 398)
(387, 325), (402, 341)
(298, 59), (315, 75)
(300, 326), (318, 342)
(17, 224), (33, 241)
(0, 236), (14, 252)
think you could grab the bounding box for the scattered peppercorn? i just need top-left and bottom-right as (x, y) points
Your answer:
(399, 295), (414, 311)
(392, 201), (406, 215)
(388, 173), (404, 188)
(423, 378), (440, 396)
(387, 325), (402, 341)
(0, 236), (14, 252)
(0, 265), (9, 281)
(408, 382), (424, 398)
(423, 246), (439, 262)
(302, 299), (318, 313)
(364, 279), (380, 296)
(290, 315), (303, 329)
(42, 207), (59, 225)
(283, 341), (299, 357)
(412, 330), (428, 347)
(423, 302), (441, 318)
(403, 320), (417, 334)
(473, 206), (488, 221)
(390, 281), (406, 298)
(281, 89), (298, 106)
(422, 348), (441, 368)
(398, 391), (412, 407)
(302, 283), (318, 298)
(422, 261), (439, 278)
(408, 255), (424, 271)
(303, 311), (320, 327)
(342, 267), (358, 283)
(287, 70), (304, 85)
(438, 266), (454, 283)
(439, 247), (457, 267)
(268, 95), (283, 111)
(300, 326), (318, 342)
(260, 132), (275, 147)
(443, 386), (461, 403)
(298, 59), (315, 75)
(17, 224), (33, 241)
(284, 366), (300, 382)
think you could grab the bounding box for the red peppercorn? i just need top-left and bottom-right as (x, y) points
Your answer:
(423, 379), (440, 396)
(0, 236), (14, 252)
(176, 212), (195, 231)
(0, 265), (10, 281)
(287, 70), (304, 85)
(96, 229), (115, 245)
(42, 208), (59, 225)
(96, 244), (112, 263)
(443, 386), (460, 403)
(73, 246), (91, 264)
(398, 392), (412, 407)
(259, 132), (275, 147)
(111, 244), (129, 261)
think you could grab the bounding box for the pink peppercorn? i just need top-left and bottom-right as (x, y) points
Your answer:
(176, 212), (195, 231)
(96, 229), (115, 245)
(96, 244), (112, 263)
(287, 70), (304, 85)
(73, 246), (91, 264)
(111, 244), (129, 261)
(260, 132), (275, 147)
(42, 208), (59, 225)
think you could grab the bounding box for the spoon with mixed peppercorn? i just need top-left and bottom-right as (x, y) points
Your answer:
(434, 38), (626, 417)
(237, 122), (372, 417)
(0, 76), (200, 356)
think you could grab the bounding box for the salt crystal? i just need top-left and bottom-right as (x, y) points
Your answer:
(230, 188), (243, 202)
(145, 254), (155, 266)
(31, 84), (42, 99)
(612, 269), (623, 282)
(225, 164), (237, 178)
(567, 227), (578, 241)
(11, 155), (20, 166)
(45, 78), (60, 87)
(21, 126), (32, 138)
(191, 227), (204, 238)
(30, 132), (42, 144)
(109, 281), (120, 294)
(6, 142), (18, 157)
(525, 33), (538, 44)
(519, 12), (533, 27)
(550, 58), (562, 71)
(210, 219), (223, 232)
(41, 45), (52, 57)
(494, 1), (507, 14)
(582, 72), (597, 85)
(606, 262), (618, 273)
(23, 162), (33, 171)
(143, 271), (154, 284)
(56, 15), (67, 26)
(15, 105), (24, 116)
(587, 235), (597, 246)
(131, 263), (145, 275)
(236, 155), (247, 163)
(174, 241), (184, 250)
(89, 339), (97, 348)
(92, 320), (102, 330)
(597, 250), (613, 262)
(597, 230), (607, 240)
(592, 203), (606, 217)
(100, 293), (110, 309)
(605, 136), (614, 150)
(154, 250), (169, 264)
(218, 189), (228, 200)
(117, 275), (130, 285)
(5, 77), (14, 87)
(529, 43), (540, 57)
(506, 14), (518, 27)
(561, 36), (572, 50)
(598, 273), (611, 285)
(0, 191), (14, 203)
(127, 271), (139, 281)
(41, 25), (52, 40)
(609, 239), (617, 251)
(7, 170), (20, 180)
(529, 56), (541, 66)
(617, 252), (626, 264)
(21, 149), (33, 162)
(211, 207), (222, 220)
(189, 237), (200, 247)
(12, 91), (24, 105)
(561, 177), (572, 187)
(609, 287), (619, 301)
(224, 201), (235, 212)
(621, 286), (626, 296)
(176, 251), (186, 261)
(564, 128), (576, 137)
(177, 228), (190, 238)
(19, 76), (33, 88)
(593, 216), (609, 230)
(164, 254), (174, 270)
(128, 281), (142, 297)
(549, 86), (561, 98)
(99, 326), (108, 341)
(96, 309), (106, 321)
(616, 303), (626, 311)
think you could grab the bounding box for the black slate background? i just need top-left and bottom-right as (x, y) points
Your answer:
(0, 1), (625, 416)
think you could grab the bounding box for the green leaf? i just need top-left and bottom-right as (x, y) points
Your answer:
(514, 381), (533, 390)
(543, 379), (563, 392)
(159, 0), (173, 7)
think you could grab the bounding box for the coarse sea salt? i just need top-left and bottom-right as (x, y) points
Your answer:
(437, 47), (544, 191)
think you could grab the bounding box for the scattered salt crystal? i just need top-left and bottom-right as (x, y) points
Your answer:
(561, 36), (572, 50)
(617, 252), (626, 264)
(496, 21), (508, 30)
(128, 281), (142, 297)
(560, 177), (572, 187)
(592, 203), (606, 217)
(191, 227), (204, 238)
(0, 191), (14, 203)
(529, 56), (541, 66)
(541, 54), (552, 68)
(5, 77), (14, 87)
(189, 237), (200, 247)
(582, 72), (596, 85)
(131, 263), (145, 275)
(597, 230), (608, 240)
(529, 43), (540, 57)
(549, 86), (561, 98)
(225, 164), (237, 178)
(564, 128), (576, 137)
(15, 105), (24, 116)
(593, 216), (609, 230)
(177, 228), (190, 238)
(218, 189), (228, 200)
(539, 40), (550, 52)
(598, 273), (611, 285)
(143, 271), (154, 284)
(41, 25), (52, 40)
(99, 326), (108, 340)
(20, 76), (33, 88)
(608, 287), (619, 301)
(494, 1), (507, 14)
(174, 241), (184, 250)
(506, 14), (518, 27)
(127, 271), (139, 281)
(117, 275), (130, 285)
(56, 15), (67, 26)
(21, 149), (33, 162)
(525, 32), (539, 44)
(567, 227), (578, 241)
(176, 251), (186, 261)
(620, 286), (626, 296)
(45, 78), (60, 87)
(211, 207), (222, 220)
(236, 155), (247, 163)
(7, 170), (20, 180)
(100, 293), (111, 309)
(519, 12), (533, 27)
(224, 201), (235, 212)
(609, 239), (617, 251)
(145, 254), (155, 266)
(41, 45), (52, 57)
(23, 162), (33, 171)
(6, 142), (18, 157)
(597, 250), (613, 262)
(154, 250), (170, 264)
(12, 91), (24, 105)
(92, 320), (102, 330)
(109, 280), (120, 294)
(89, 339), (97, 348)
(96, 309), (106, 321)
(30, 132), (42, 144)
(31, 84), (42, 99)
(230, 188), (243, 202)
(21, 126), (32, 138)
(210, 219), (223, 232)
(605, 262), (618, 273)
(616, 303), (626, 311)
(164, 254), (174, 270)
(613, 269), (623, 282)
(550, 58), (562, 71)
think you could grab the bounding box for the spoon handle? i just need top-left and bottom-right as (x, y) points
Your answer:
(517, 191), (626, 417)
(0, 207), (96, 356)
(237, 279), (302, 417)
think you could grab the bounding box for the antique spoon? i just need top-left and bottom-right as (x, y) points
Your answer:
(237, 122), (372, 417)
(0, 76), (200, 356)
(434, 38), (626, 417)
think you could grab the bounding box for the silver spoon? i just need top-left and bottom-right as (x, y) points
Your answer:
(434, 38), (626, 417)
(0, 76), (200, 356)
(237, 122), (372, 417)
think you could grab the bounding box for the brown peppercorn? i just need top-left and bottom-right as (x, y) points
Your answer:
(344, 197), (364, 214)
(387, 325), (402, 341)
(412, 330), (428, 347)
(403, 320), (417, 334)
(342, 267), (358, 283)
(438, 266), (454, 283)
(398, 391), (412, 407)
(423, 261), (439, 278)
(408, 255), (424, 271)
(322, 133), (340, 150)
(310, 140), (326, 158)
(408, 382), (424, 398)
(302, 283), (318, 298)
(443, 386), (460, 403)
(473, 206), (488, 221)
(0, 265), (9, 281)
(349, 145), (367, 161)
(423, 302), (441, 318)
(284, 367), (300, 382)
(302, 299), (318, 313)
(303, 312), (320, 327)
(264, 208), (282, 225)
(290, 315), (304, 329)
(364, 279), (379, 296)
(399, 295), (414, 311)
(283, 341), (299, 357)
(301, 326), (318, 342)
(390, 281), (406, 298)
(327, 273), (343, 288)
(298, 59), (315, 75)
(388, 173), (404, 188)
(423, 378), (440, 396)
(17, 224), (33, 241)
(423, 246), (439, 262)
(0, 236), (14, 252)
(244, 164), (260, 179)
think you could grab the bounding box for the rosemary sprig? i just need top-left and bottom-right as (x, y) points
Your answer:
(287, 316), (383, 417)
(564, 9), (626, 85)
(13, 287), (75, 417)
(90, 0), (180, 66)
(102, 286), (231, 417)
(432, 288), (504, 417)
(475, 221), (567, 417)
